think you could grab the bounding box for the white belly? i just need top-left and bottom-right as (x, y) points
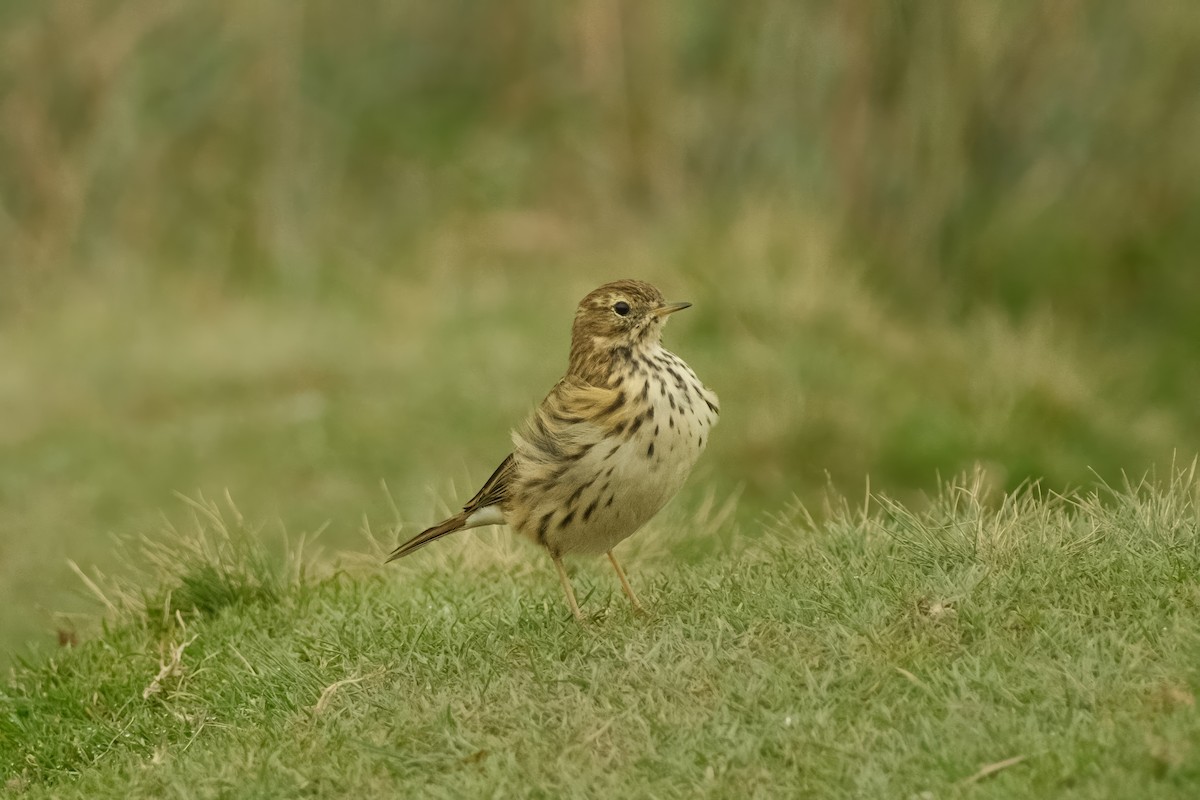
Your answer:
(523, 353), (719, 557)
(552, 429), (700, 555)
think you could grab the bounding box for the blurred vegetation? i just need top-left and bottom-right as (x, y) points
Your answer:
(5, 2), (1200, 316)
(2, 1), (1199, 656)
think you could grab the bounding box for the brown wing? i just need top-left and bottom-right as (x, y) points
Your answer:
(515, 376), (639, 462)
(550, 376), (638, 424)
(462, 453), (516, 513)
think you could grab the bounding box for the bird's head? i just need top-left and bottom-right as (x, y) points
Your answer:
(568, 279), (691, 378)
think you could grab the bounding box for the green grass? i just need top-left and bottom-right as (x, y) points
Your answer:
(2, 2), (1199, 658)
(3, 2), (1200, 794)
(3, 470), (1198, 797)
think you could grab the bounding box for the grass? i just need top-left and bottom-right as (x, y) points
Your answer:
(3, 2), (1200, 794)
(2, 469), (1198, 797)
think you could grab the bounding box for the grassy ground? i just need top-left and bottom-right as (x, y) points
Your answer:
(3, 2), (1200, 795)
(3, 470), (1198, 798)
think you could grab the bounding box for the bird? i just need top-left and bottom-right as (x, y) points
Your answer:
(386, 279), (719, 620)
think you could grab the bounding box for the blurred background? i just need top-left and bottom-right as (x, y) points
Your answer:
(2, 1), (1198, 660)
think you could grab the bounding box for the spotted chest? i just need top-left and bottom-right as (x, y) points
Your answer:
(510, 345), (719, 557)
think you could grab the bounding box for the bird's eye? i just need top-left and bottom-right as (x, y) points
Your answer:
(613, 301), (631, 317)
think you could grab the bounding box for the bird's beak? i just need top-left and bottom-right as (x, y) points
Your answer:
(651, 301), (692, 318)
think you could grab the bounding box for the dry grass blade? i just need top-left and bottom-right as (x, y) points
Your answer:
(312, 669), (383, 716)
(894, 666), (926, 689)
(67, 560), (118, 614)
(143, 634), (199, 700)
(958, 754), (1028, 785)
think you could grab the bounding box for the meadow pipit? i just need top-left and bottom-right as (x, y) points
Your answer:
(387, 280), (719, 620)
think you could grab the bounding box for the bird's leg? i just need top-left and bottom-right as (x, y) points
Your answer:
(607, 550), (644, 613)
(552, 556), (585, 622)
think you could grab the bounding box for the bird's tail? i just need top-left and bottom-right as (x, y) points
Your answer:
(385, 512), (469, 562)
